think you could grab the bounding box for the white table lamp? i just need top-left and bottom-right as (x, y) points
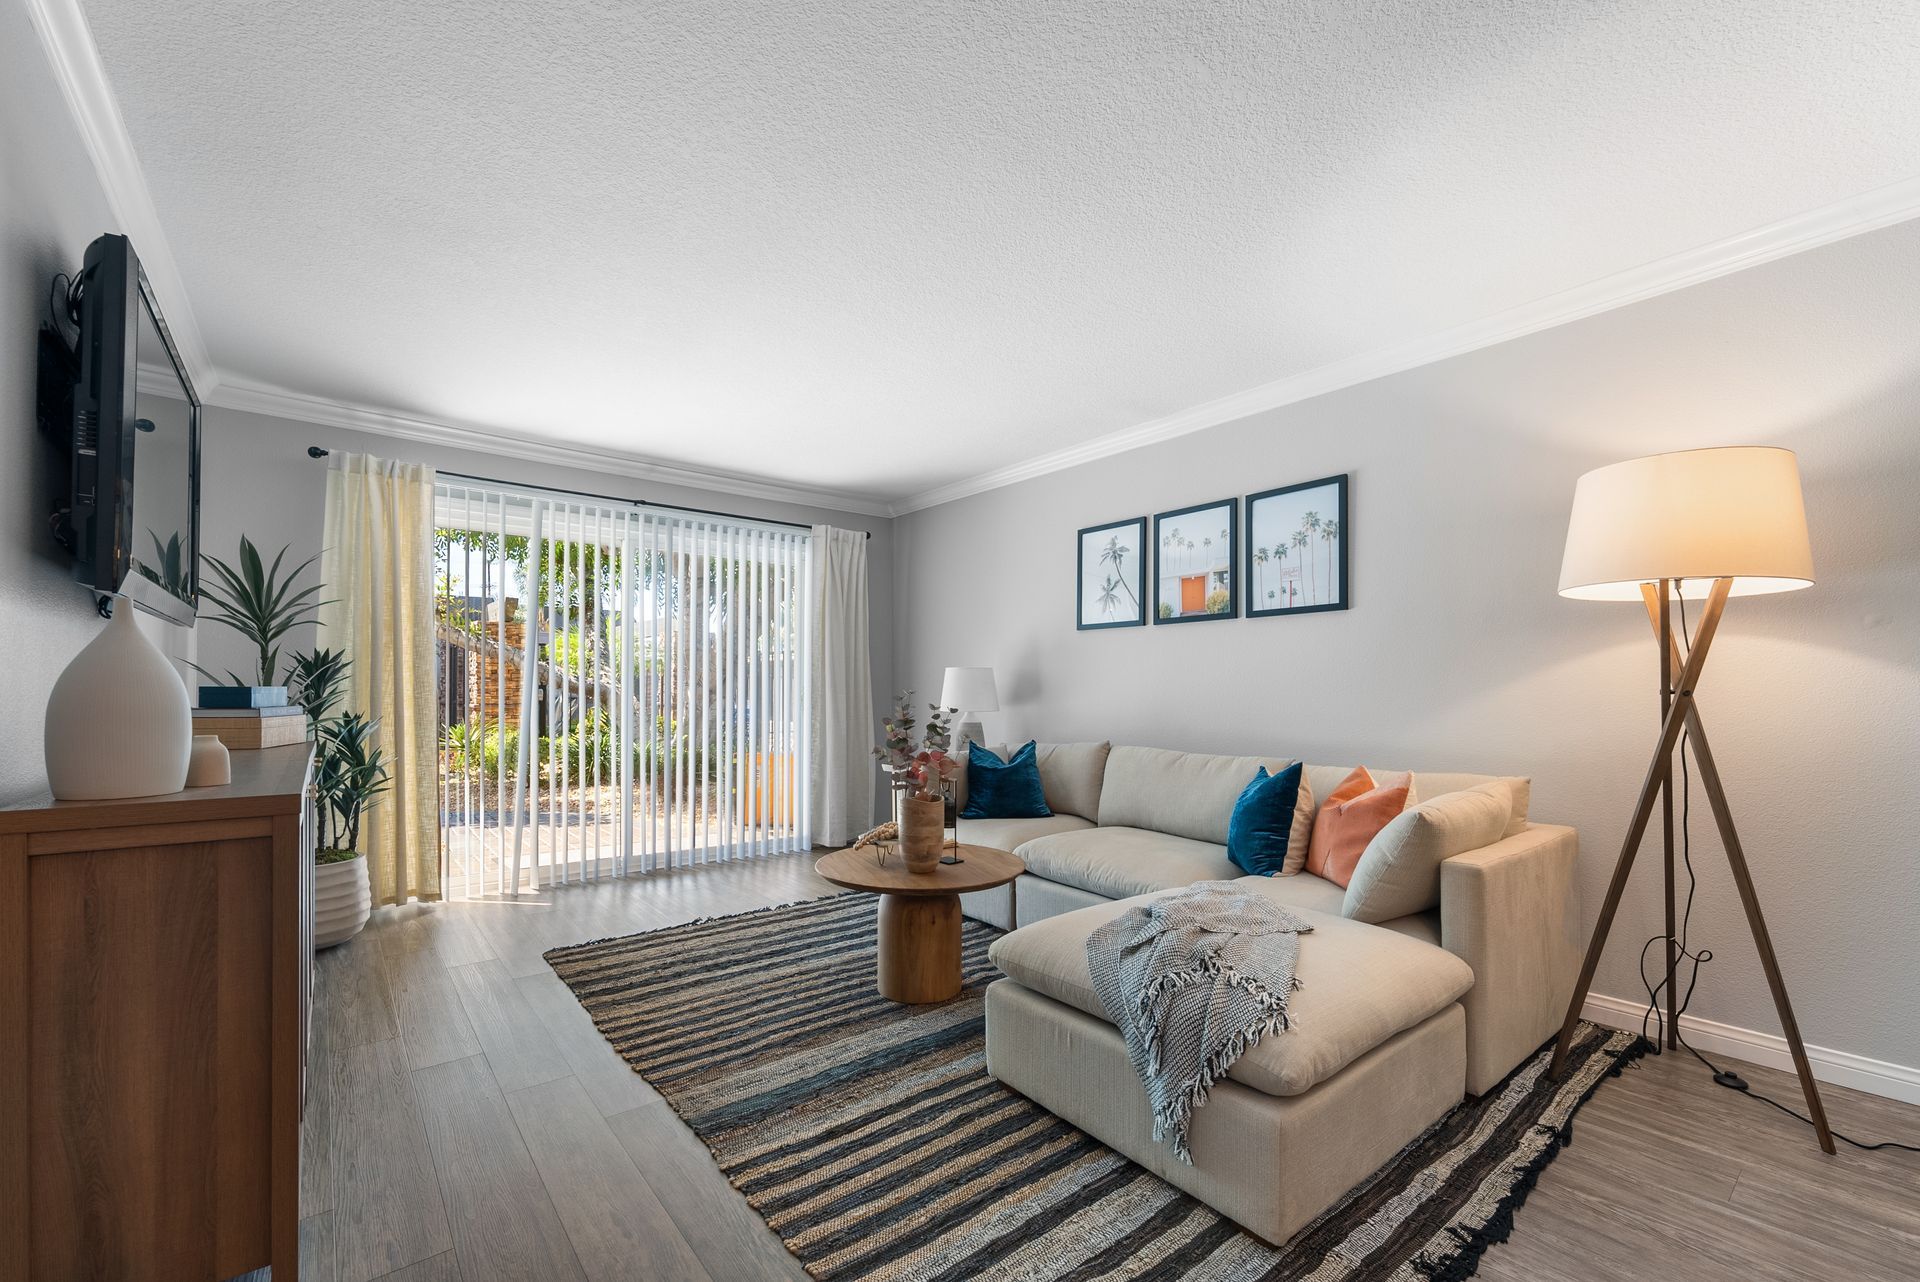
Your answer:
(939, 667), (999, 746)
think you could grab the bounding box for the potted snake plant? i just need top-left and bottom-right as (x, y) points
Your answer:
(290, 649), (387, 948)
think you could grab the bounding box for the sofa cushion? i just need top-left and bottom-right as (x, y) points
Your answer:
(1243, 869), (1347, 916)
(1098, 746), (1296, 844)
(1233, 873), (1441, 945)
(1014, 874), (1109, 927)
(1414, 773), (1531, 840)
(961, 740), (1050, 819)
(987, 881), (1475, 1097)
(1034, 741), (1111, 822)
(1227, 762), (1305, 877)
(1280, 768), (1316, 875)
(1304, 764), (1531, 840)
(951, 742), (1010, 814)
(955, 813), (1093, 855)
(1306, 768), (1412, 887)
(1343, 781), (1512, 923)
(1016, 826), (1240, 901)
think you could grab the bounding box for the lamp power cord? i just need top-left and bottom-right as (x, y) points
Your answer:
(1639, 588), (1918, 1155)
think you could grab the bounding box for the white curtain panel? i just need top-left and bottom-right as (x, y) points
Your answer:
(320, 452), (441, 904)
(807, 525), (875, 847)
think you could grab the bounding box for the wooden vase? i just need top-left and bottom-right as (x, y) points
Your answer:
(900, 795), (944, 872)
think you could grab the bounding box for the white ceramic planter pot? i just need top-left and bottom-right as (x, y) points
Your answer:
(314, 854), (372, 949)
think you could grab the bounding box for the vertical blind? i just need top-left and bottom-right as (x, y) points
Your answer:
(435, 482), (812, 898)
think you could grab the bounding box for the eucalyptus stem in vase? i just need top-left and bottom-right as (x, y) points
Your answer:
(873, 694), (960, 872)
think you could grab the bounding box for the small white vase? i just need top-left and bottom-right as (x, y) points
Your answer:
(314, 854), (372, 949)
(44, 601), (192, 800)
(186, 734), (232, 787)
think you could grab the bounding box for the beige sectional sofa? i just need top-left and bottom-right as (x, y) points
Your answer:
(958, 741), (1580, 1245)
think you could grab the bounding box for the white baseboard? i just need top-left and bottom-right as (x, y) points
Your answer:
(1582, 991), (1920, 1107)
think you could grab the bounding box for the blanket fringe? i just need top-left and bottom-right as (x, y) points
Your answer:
(1145, 975), (1303, 1163)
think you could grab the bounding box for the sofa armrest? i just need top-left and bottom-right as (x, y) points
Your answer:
(1440, 823), (1581, 1096)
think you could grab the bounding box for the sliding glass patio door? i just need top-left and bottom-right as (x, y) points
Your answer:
(434, 482), (812, 898)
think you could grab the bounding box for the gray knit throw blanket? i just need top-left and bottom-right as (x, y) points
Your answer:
(1086, 881), (1313, 1164)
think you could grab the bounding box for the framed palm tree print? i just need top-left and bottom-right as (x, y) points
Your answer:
(1077, 516), (1148, 630)
(1153, 498), (1239, 623)
(1246, 474), (1348, 617)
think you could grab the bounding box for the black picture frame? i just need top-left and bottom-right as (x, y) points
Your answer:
(1152, 497), (1239, 624)
(1075, 516), (1148, 630)
(1245, 473), (1349, 617)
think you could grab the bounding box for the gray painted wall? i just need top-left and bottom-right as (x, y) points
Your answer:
(0, 2), (193, 802)
(895, 218), (1920, 1074)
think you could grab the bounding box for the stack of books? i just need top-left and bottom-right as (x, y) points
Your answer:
(191, 705), (311, 750)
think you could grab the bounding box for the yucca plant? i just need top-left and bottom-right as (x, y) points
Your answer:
(287, 647), (351, 727)
(192, 536), (328, 687)
(315, 710), (391, 857)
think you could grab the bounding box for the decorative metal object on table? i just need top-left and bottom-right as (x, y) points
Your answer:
(941, 779), (964, 865)
(851, 818), (899, 867)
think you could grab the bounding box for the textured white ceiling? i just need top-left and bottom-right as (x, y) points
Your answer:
(79, 0), (1920, 507)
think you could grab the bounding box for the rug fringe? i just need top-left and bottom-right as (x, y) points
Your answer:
(1410, 1031), (1652, 1281)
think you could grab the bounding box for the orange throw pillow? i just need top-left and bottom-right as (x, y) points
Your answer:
(1304, 765), (1373, 878)
(1306, 766), (1412, 888)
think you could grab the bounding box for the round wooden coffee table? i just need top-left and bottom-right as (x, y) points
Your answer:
(814, 844), (1024, 1003)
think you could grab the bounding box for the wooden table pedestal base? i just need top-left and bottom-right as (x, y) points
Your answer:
(876, 893), (961, 1003)
(814, 844), (1023, 1007)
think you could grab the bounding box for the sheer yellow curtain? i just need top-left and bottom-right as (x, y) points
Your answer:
(320, 452), (441, 903)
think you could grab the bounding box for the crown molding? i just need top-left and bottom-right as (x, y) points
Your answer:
(894, 177), (1920, 515)
(206, 378), (896, 519)
(26, 0), (217, 396)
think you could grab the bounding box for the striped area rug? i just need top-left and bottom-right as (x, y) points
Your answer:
(545, 894), (1644, 1281)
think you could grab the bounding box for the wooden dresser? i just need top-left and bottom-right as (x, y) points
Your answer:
(0, 745), (314, 1281)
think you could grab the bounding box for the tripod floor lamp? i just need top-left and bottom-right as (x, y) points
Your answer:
(1550, 445), (1834, 1154)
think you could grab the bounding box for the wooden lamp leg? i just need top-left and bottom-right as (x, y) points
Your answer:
(1679, 708), (1836, 1153)
(1549, 578), (1729, 1077)
(1551, 577), (1835, 1155)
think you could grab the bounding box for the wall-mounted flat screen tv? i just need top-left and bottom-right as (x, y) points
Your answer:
(64, 233), (201, 623)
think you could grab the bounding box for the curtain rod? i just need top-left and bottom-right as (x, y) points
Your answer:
(304, 445), (866, 538)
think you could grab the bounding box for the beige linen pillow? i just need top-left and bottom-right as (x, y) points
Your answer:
(1342, 780), (1512, 922)
(1035, 741), (1112, 822)
(1279, 769), (1316, 875)
(1410, 773), (1532, 839)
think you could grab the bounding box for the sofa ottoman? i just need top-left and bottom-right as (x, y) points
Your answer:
(985, 881), (1477, 1244)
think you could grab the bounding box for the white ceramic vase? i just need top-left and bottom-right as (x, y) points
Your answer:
(44, 601), (192, 800)
(186, 734), (232, 787)
(314, 854), (372, 949)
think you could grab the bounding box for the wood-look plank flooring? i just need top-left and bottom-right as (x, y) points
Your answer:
(293, 853), (1920, 1281)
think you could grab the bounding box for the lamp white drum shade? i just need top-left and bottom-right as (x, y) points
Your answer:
(1558, 446), (1815, 601)
(940, 666), (1000, 713)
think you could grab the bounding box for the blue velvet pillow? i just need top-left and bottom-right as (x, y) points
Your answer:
(1227, 762), (1304, 876)
(960, 739), (1051, 820)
